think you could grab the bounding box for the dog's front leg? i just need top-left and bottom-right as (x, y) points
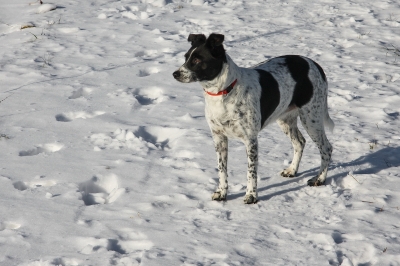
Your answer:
(211, 133), (228, 201)
(244, 137), (258, 204)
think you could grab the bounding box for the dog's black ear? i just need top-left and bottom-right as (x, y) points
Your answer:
(187, 34), (206, 46)
(205, 33), (225, 59)
(206, 33), (225, 49)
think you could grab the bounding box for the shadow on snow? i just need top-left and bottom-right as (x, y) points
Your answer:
(227, 146), (400, 202)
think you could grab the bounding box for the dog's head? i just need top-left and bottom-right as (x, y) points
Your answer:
(173, 33), (226, 83)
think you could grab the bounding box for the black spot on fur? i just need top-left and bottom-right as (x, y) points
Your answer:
(256, 69), (280, 128)
(280, 55), (313, 108)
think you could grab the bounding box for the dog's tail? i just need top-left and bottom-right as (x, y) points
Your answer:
(323, 98), (334, 133)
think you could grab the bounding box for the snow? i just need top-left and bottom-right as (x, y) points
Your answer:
(0, 0), (400, 265)
(37, 4), (57, 14)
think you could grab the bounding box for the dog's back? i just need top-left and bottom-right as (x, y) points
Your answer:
(253, 55), (334, 132)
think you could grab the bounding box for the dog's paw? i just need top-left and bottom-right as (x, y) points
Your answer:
(243, 194), (258, 204)
(280, 168), (296, 178)
(307, 177), (325, 186)
(211, 191), (226, 201)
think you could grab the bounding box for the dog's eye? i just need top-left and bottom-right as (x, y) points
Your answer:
(192, 58), (201, 64)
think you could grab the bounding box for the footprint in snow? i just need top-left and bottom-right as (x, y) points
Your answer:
(332, 231), (344, 244)
(76, 235), (153, 255)
(135, 50), (158, 59)
(133, 87), (168, 106)
(55, 111), (105, 122)
(0, 221), (28, 261)
(57, 27), (81, 34)
(121, 11), (151, 20)
(136, 50), (160, 61)
(108, 87), (171, 108)
(137, 67), (159, 77)
(133, 126), (186, 151)
(68, 87), (93, 99)
(0, 221), (21, 231)
(19, 142), (63, 156)
(79, 174), (125, 206)
(13, 178), (56, 191)
(76, 228), (152, 256)
(51, 258), (81, 266)
(12, 176), (59, 198)
(37, 4), (57, 14)
(90, 127), (186, 152)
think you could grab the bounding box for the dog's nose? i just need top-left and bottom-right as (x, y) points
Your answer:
(173, 71), (181, 79)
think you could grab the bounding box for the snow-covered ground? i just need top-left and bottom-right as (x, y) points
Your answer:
(1, 0), (400, 265)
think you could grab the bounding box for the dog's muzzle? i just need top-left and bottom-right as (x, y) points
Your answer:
(172, 70), (181, 80)
(173, 66), (196, 83)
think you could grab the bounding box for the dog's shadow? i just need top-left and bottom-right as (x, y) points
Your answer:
(227, 176), (304, 202)
(227, 146), (400, 202)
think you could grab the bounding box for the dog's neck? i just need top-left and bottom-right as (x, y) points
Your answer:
(200, 55), (241, 95)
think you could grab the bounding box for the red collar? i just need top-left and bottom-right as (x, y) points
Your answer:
(204, 79), (237, 96)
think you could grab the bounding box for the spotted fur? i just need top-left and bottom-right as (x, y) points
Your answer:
(173, 33), (334, 204)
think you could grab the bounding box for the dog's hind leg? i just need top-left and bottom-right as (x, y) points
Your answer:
(299, 109), (333, 186)
(211, 133), (229, 201)
(277, 110), (306, 178)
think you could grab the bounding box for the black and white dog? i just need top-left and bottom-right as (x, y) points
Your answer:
(173, 33), (334, 204)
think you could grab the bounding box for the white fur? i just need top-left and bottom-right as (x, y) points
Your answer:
(176, 53), (334, 204)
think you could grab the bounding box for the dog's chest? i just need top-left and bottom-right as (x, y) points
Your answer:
(204, 95), (259, 139)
